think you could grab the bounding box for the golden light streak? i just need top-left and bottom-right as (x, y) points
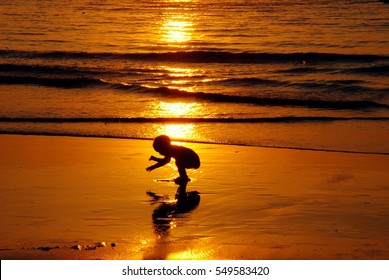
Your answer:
(159, 101), (199, 117)
(162, 20), (192, 43)
(154, 101), (203, 139)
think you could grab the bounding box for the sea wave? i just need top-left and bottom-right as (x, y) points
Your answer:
(343, 65), (389, 75)
(0, 75), (106, 88)
(0, 63), (148, 76)
(1, 74), (388, 110)
(1, 116), (388, 124)
(2, 64), (388, 97)
(0, 63), (108, 76)
(1, 49), (387, 64)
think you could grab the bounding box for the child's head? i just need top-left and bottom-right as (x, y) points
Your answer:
(153, 135), (171, 155)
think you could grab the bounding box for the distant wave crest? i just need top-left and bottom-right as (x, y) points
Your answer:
(0, 75), (106, 88)
(0, 74), (388, 110)
(1, 49), (387, 63)
(1, 50), (388, 111)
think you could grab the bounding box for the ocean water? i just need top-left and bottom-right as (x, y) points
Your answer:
(1, 0), (389, 154)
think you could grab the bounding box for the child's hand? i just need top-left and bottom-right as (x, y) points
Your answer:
(146, 165), (155, 172)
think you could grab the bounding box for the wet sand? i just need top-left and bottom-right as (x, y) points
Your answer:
(0, 134), (388, 260)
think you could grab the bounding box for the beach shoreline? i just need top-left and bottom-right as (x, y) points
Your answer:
(1, 134), (388, 260)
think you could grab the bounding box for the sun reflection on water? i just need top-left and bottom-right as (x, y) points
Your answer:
(164, 67), (202, 78)
(153, 101), (201, 139)
(159, 0), (196, 48)
(162, 20), (193, 44)
(161, 124), (196, 139)
(158, 101), (201, 117)
(160, 66), (204, 92)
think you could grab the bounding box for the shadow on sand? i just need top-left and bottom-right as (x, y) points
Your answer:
(143, 191), (200, 259)
(152, 191), (200, 236)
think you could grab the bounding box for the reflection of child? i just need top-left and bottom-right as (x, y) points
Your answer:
(146, 135), (200, 199)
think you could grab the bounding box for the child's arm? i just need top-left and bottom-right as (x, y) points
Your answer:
(146, 156), (171, 172)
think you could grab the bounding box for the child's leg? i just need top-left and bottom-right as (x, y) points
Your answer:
(175, 167), (188, 199)
(176, 165), (188, 181)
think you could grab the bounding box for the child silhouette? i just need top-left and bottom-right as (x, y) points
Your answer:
(146, 135), (200, 200)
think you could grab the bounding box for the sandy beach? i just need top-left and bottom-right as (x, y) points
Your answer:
(0, 134), (388, 260)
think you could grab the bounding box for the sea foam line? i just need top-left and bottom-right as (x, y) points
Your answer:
(1, 75), (387, 110)
(0, 130), (388, 156)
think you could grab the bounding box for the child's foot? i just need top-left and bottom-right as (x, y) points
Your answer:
(174, 177), (191, 185)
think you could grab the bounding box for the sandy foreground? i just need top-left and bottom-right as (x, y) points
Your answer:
(0, 134), (388, 260)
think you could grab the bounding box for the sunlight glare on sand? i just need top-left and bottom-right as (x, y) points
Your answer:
(167, 248), (212, 260)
